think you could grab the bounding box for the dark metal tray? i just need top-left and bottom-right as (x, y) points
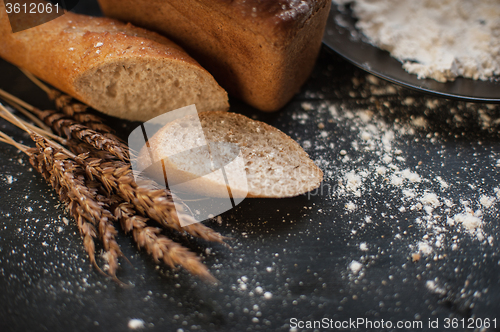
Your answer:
(323, 3), (500, 103)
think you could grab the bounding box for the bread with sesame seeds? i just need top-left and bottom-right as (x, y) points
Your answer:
(0, 2), (229, 121)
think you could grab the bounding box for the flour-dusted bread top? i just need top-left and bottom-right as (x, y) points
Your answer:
(0, 2), (229, 121)
(186, 0), (329, 39)
(138, 112), (323, 198)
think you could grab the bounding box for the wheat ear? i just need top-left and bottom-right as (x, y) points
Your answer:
(61, 138), (227, 244)
(0, 89), (130, 161)
(0, 129), (104, 276)
(0, 106), (125, 281)
(115, 201), (217, 283)
(20, 69), (118, 135)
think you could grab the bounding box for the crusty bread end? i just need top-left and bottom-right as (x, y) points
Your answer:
(0, 2), (229, 121)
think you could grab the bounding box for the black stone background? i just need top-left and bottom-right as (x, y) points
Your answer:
(0, 1), (499, 331)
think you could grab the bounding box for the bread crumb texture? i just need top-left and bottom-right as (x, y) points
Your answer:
(142, 112), (323, 198)
(0, 9), (228, 121)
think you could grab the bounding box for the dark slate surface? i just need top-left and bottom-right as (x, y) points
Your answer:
(0, 1), (499, 332)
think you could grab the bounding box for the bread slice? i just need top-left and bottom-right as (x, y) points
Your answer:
(0, 2), (229, 121)
(98, 0), (331, 112)
(137, 111), (323, 198)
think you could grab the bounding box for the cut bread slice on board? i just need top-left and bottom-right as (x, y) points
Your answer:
(0, 1), (229, 121)
(137, 111), (323, 198)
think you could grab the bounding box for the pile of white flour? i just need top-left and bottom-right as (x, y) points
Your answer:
(334, 0), (500, 82)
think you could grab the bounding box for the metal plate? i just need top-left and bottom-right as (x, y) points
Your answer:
(323, 3), (500, 103)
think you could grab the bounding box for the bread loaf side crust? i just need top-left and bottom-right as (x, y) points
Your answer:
(0, 3), (229, 121)
(98, 0), (331, 111)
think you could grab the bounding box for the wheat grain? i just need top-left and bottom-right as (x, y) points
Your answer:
(0, 88), (130, 161)
(0, 88), (227, 282)
(20, 70), (119, 136)
(64, 139), (227, 244)
(115, 201), (216, 282)
(26, 140), (104, 275)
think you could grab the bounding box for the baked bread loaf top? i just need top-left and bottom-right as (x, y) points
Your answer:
(0, 1), (229, 121)
(98, 0), (331, 112)
(138, 111), (323, 198)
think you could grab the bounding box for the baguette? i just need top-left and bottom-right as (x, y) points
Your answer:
(137, 111), (323, 198)
(0, 1), (229, 122)
(98, 0), (332, 112)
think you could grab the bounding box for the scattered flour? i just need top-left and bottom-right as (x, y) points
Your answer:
(349, 260), (363, 274)
(453, 213), (482, 232)
(418, 241), (433, 256)
(334, 0), (500, 82)
(4, 175), (16, 184)
(479, 195), (495, 209)
(309, 86), (499, 272)
(128, 319), (145, 330)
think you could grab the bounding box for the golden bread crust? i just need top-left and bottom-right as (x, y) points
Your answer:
(0, 2), (229, 120)
(98, 0), (331, 111)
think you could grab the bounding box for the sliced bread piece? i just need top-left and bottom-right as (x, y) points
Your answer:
(138, 111), (323, 198)
(0, 2), (229, 121)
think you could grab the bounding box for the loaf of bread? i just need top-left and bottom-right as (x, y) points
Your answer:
(0, 1), (229, 122)
(98, 0), (332, 112)
(137, 111), (323, 198)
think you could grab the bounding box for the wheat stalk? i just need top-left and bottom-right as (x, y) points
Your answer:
(71, 145), (227, 244)
(34, 133), (217, 281)
(20, 69), (118, 135)
(0, 88), (130, 161)
(0, 129), (106, 277)
(28, 134), (216, 281)
(0, 85), (228, 281)
(115, 201), (216, 282)
(0, 92), (226, 242)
